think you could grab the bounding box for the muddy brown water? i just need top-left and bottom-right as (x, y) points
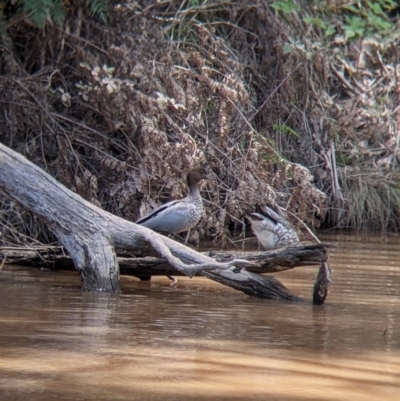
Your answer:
(1, 232), (400, 401)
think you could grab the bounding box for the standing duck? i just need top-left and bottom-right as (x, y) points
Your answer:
(246, 204), (300, 250)
(136, 165), (208, 235)
(136, 165), (208, 282)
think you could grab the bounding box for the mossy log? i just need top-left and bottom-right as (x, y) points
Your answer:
(0, 142), (331, 302)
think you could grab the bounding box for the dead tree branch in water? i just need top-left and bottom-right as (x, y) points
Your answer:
(0, 143), (331, 303)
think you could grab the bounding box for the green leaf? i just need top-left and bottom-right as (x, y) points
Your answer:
(282, 43), (293, 54)
(343, 15), (366, 39)
(367, 12), (393, 31)
(271, 0), (300, 14)
(376, 0), (397, 11)
(367, 1), (385, 17)
(86, 0), (108, 22)
(324, 24), (336, 37)
(303, 16), (326, 29)
(49, 0), (65, 26)
(20, 0), (49, 28)
(345, 15), (367, 30)
(273, 123), (299, 138)
(341, 4), (361, 14)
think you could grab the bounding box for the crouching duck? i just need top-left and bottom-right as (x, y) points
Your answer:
(136, 165), (208, 234)
(246, 204), (300, 250)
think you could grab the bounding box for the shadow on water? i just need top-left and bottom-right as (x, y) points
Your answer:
(1, 231), (400, 400)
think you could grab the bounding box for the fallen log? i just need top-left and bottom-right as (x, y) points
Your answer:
(117, 242), (328, 276)
(0, 243), (328, 276)
(0, 245), (301, 301)
(1, 241), (331, 304)
(0, 142), (331, 303)
(0, 246), (65, 266)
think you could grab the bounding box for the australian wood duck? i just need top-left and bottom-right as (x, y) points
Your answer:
(247, 205), (300, 250)
(136, 165), (208, 234)
(136, 166), (208, 282)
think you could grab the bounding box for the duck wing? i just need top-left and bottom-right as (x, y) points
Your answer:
(136, 199), (194, 233)
(136, 199), (180, 225)
(257, 205), (294, 230)
(249, 205), (300, 249)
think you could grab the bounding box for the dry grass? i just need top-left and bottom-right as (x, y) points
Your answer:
(329, 168), (400, 230)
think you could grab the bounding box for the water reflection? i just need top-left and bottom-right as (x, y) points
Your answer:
(1, 232), (400, 400)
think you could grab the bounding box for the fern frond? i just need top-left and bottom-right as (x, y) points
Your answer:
(86, 0), (108, 22)
(20, 0), (49, 28)
(15, 0), (108, 28)
(49, 0), (65, 26)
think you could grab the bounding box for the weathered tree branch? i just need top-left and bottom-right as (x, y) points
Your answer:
(0, 243), (328, 277)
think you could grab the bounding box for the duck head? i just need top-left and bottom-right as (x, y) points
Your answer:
(187, 165), (209, 188)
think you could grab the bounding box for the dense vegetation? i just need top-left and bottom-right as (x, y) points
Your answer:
(1, 0), (400, 248)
